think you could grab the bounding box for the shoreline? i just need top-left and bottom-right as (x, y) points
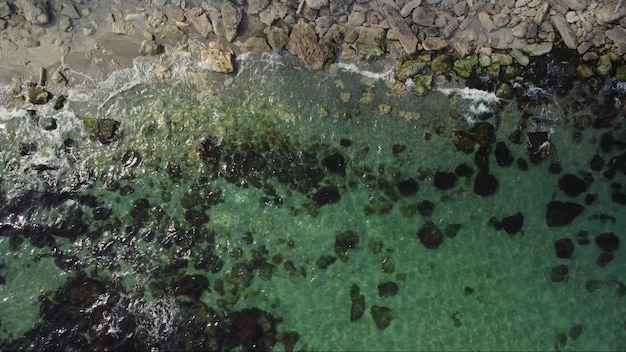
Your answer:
(1, 0), (626, 92)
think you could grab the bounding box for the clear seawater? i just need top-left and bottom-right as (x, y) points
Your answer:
(0, 50), (624, 351)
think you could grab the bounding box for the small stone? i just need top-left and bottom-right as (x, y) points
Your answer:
(378, 104), (392, 115)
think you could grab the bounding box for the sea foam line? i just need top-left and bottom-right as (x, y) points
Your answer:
(436, 87), (500, 104)
(335, 62), (394, 80)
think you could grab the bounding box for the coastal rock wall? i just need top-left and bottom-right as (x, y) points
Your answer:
(2, 0), (626, 81)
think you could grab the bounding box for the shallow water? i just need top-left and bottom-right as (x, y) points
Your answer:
(0, 51), (625, 351)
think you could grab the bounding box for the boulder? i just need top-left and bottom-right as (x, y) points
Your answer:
(453, 55), (478, 78)
(265, 26), (289, 52)
(241, 36), (271, 52)
(377, 282), (399, 297)
(595, 232), (619, 252)
(417, 200), (434, 216)
(396, 178), (419, 196)
(247, 0), (270, 14)
(322, 152), (347, 176)
(312, 185), (341, 205)
(83, 118), (120, 144)
(551, 14), (578, 50)
(201, 47), (235, 73)
(558, 173), (589, 197)
(306, 0), (329, 10)
(139, 40), (163, 56)
(473, 172), (498, 196)
(384, 6), (418, 54)
(221, 1), (242, 42)
(546, 201), (584, 227)
(595, 0), (626, 24)
(501, 212), (523, 235)
(400, 0), (422, 17)
(28, 86), (51, 104)
(495, 141), (514, 167)
(452, 130), (475, 153)
(605, 26), (626, 54)
(433, 171), (457, 190)
(417, 221), (443, 249)
(370, 306), (393, 330)
(330, 0), (353, 16)
(349, 284), (366, 322)
(555, 238), (575, 259)
(15, 0), (49, 24)
(187, 7), (213, 38)
(287, 19), (319, 64)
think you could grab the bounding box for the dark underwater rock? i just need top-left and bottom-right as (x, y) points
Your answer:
(501, 212), (524, 235)
(225, 308), (278, 351)
(559, 173), (588, 197)
(322, 152), (347, 176)
(551, 264), (568, 282)
(546, 201), (584, 227)
(473, 172), (498, 196)
(452, 130), (475, 153)
(517, 158), (528, 171)
(371, 305), (393, 330)
(315, 255), (337, 269)
(589, 154), (605, 171)
(527, 131), (550, 163)
(174, 274), (209, 299)
(595, 232), (619, 252)
(397, 178), (419, 196)
(474, 145), (491, 172)
(434, 171), (457, 190)
(495, 141), (513, 167)
(349, 284), (366, 322)
(555, 238), (575, 259)
(312, 185), (340, 205)
(417, 200), (434, 216)
(471, 122), (495, 146)
(417, 221), (443, 249)
(378, 282), (399, 298)
(335, 230), (359, 262)
(455, 163), (473, 177)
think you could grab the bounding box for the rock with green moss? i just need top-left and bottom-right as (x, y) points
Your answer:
(596, 55), (612, 76)
(430, 54), (452, 74)
(83, 118), (120, 144)
(495, 83), (513, 99)
(397, 59), (428, 81)
(28, 86), (51, 105)
(356, 41), (385, 61)
(412, 74), (433, 96)
(453, 55), (478, 78)
(575, 64), (593, 79)
(616, 65), (626, 82)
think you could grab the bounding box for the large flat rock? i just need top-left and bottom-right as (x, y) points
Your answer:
(383, 6), (418, 54)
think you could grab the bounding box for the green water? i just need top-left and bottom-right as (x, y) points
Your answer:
(0, 52), (624, 351)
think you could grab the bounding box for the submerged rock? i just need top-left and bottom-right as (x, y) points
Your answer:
(495, 141), (514, 167)
(335, 230), (359, 261)
(595, 232), (619, 252)
(322, 152), (347, 176)
(555, 238), (575, 259)
(559, 173), (589, 197)
(501, 212), (524, 235)
(349, 284), (366, 322)
(546, 201), (584, 227)
(434, 171), (457, 190)
(473, 172), (498, 196)
(28, 86), (51, 104)
(83, 118), (120, 144)
(371, 305), (393, 330)
(312, 185), (340, 205)
(417, 221), (443, 249)
(397, 178), (419, 196)
(377, 282), (399, 298)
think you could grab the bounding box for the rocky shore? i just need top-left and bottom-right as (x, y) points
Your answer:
(2, 0), (626, 93)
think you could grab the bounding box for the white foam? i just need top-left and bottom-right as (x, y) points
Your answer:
(335, 62), (394, 80)
(436, 87), (500, 104)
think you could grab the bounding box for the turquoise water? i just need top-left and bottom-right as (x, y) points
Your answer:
(0, 51), (624, 351)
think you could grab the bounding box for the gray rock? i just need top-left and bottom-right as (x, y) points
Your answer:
(478, 12), (497, 32)
(412, 6), (436, 26)
(595, 0), (626, 25)
(440, 17), (458, 38)
(330, 0), (353, 16)
(551, 13), (578, 49)
(522, 42), (553, 56)
(306, 0), (329, 10)
(265, 25), (289, 51)
(400, 0), (421, 17)
(247, 0), (269, 14)
(510, 48), (529, 65)
(241, 36), (271, 52)
(221, 1), (242, 42)
(453, 1), (467, 16)
(347, 11), (366, 26)
(60, 2), (80, 19)
(259, 1), (289, 27)
(515, 0), (531, 7)
(286, 19), (319, 63)
(0, 1), (10, 18)
(15, 0), (49, 24)
(187, 7), (213, 38)
(534, 2), (549, 24)
(493, 13), (510, 27)
(125, 13), (148, 22)
(139, 40), (163, 56)
(384, 5), (418, 54)
(422, 36), (448, 50)
(201, 46), (235, 73)
(207, 7), (224, 38)
(511, 20), (529, 38)
(559, 0), (589, 11)
(112, 21), (135, 35)
(606, 25), (626, 54)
